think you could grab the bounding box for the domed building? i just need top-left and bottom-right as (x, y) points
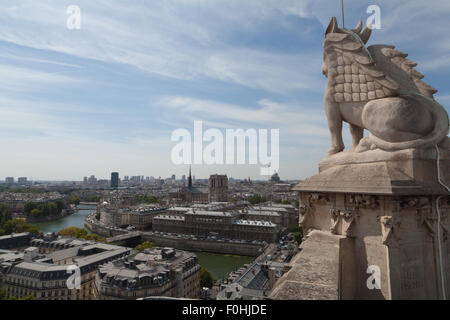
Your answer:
(270, 172), (281, 183)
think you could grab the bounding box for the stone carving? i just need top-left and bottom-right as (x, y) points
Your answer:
(416, 208), (436, 237)
(329, 208), (358, 237)
(298, 204), (309, 227)
(347, 194), (379, 209)
(399, 196), (430, 209)
(380, 215), (401, 245)
(329, 208), (340, 234)
(415, 203), (448, 240)
(322, 17), (449, 157)
(310, 193), (332, 204)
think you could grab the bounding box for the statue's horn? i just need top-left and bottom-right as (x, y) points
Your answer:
(359, 25), (372, 44)
(352, 20), (363, 34)
(325, 17), (339, 35)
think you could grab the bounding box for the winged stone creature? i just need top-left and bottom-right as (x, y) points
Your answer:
(321, 17), (449, 157)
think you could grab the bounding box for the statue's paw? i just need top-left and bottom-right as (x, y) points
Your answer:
(354, 138), (374, 153)
(327, 145), (345, 157)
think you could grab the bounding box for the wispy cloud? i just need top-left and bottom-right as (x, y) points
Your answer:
(0, 0), (448, 180)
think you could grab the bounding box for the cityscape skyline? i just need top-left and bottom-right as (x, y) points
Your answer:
(1, 1), (449, 181)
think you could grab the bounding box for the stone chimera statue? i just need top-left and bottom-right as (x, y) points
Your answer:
(322, 17), (449, 157)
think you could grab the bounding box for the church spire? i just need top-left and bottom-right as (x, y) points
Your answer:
(188, 166), (192, 189)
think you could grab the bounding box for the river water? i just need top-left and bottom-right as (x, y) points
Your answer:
(31, 204), (97, 234)
(29, 204), (253, 281)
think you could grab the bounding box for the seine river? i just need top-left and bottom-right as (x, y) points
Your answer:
(31, 204), (97, 234)
(30, 204), (253, 281)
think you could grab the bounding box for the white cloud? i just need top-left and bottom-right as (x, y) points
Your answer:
(0, 1), (323, 93)
(0, 64), (80, 92)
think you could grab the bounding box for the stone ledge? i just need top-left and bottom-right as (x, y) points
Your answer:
(269, 230), (343, 300)
(294, 147), (449, 195)
(319, 147), (449, 172)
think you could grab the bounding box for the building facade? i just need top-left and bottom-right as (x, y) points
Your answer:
(153, 210), (278, 242)
(3, 241), (131, 300)
(96, 247), (201, 300)
(208, 174), (228, 202)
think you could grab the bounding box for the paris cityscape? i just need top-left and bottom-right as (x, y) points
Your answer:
(1, 0), (450, 311)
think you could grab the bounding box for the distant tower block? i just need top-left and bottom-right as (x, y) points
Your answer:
(208, 174), (228, 202)
(111, 172), (119, 189)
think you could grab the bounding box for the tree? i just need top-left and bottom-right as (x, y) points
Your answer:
(29, 208), (42, 218)
(0, 288), (6, 300)
(57, 226), (105, 242)
(294, 231), (303, 245)
(70, 196), (81, 205)
(134, 241), (156, 251)
(55, 200), (66, 213)
(136, 195), (158, 204)
(83, 195), (100, 203)
(23, 202), (37, 215)
(58, 226), (88, 238)
(0, 219), (39, 236)
(37, 203), (58, 216)
(200, 267), (214, 288)
(0, 203), (11, 226)
(247, 195), (267, 205)
(4, 294), (36, 300)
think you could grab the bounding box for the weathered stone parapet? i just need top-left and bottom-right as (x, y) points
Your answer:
(270, 148), (450, 300)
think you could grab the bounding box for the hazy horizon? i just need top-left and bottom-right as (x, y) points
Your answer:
(1, 1), (449, 181)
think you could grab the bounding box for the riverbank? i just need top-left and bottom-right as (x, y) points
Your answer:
(25, 208), (75, 223)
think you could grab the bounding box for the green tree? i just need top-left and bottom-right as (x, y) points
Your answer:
(55, 200), (66, 213)
(0, 203), (12, 226)
(84, 195), (100, 203)
(29, 208), (42, 218)
(200, 267), (214, 288)
(38, 203), (58, 216)
(294, 231), (303, 245)
(57, 226), (105, 242)
(58, 226), (87, 238)
(134, 241), (156, 251)
(0, 219), (39, 236)
(247, 195), (267, 205)
(0, 288), (6, 300)
(69, 196), (81, 205)
(136, 195), (158, 204)
(5, 294), (36, 300)
(23, 202), (37, 215)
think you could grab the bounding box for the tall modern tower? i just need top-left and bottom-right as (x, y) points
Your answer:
(111, 172), (119, 189)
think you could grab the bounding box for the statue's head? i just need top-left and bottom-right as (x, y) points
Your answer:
(322, 17), (372, 78)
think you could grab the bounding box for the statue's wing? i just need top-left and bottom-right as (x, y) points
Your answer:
(328, 37), (399, 104)
(377, 46), (438, 99)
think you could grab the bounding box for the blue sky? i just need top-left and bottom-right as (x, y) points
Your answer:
(0, 0), (449, 181)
